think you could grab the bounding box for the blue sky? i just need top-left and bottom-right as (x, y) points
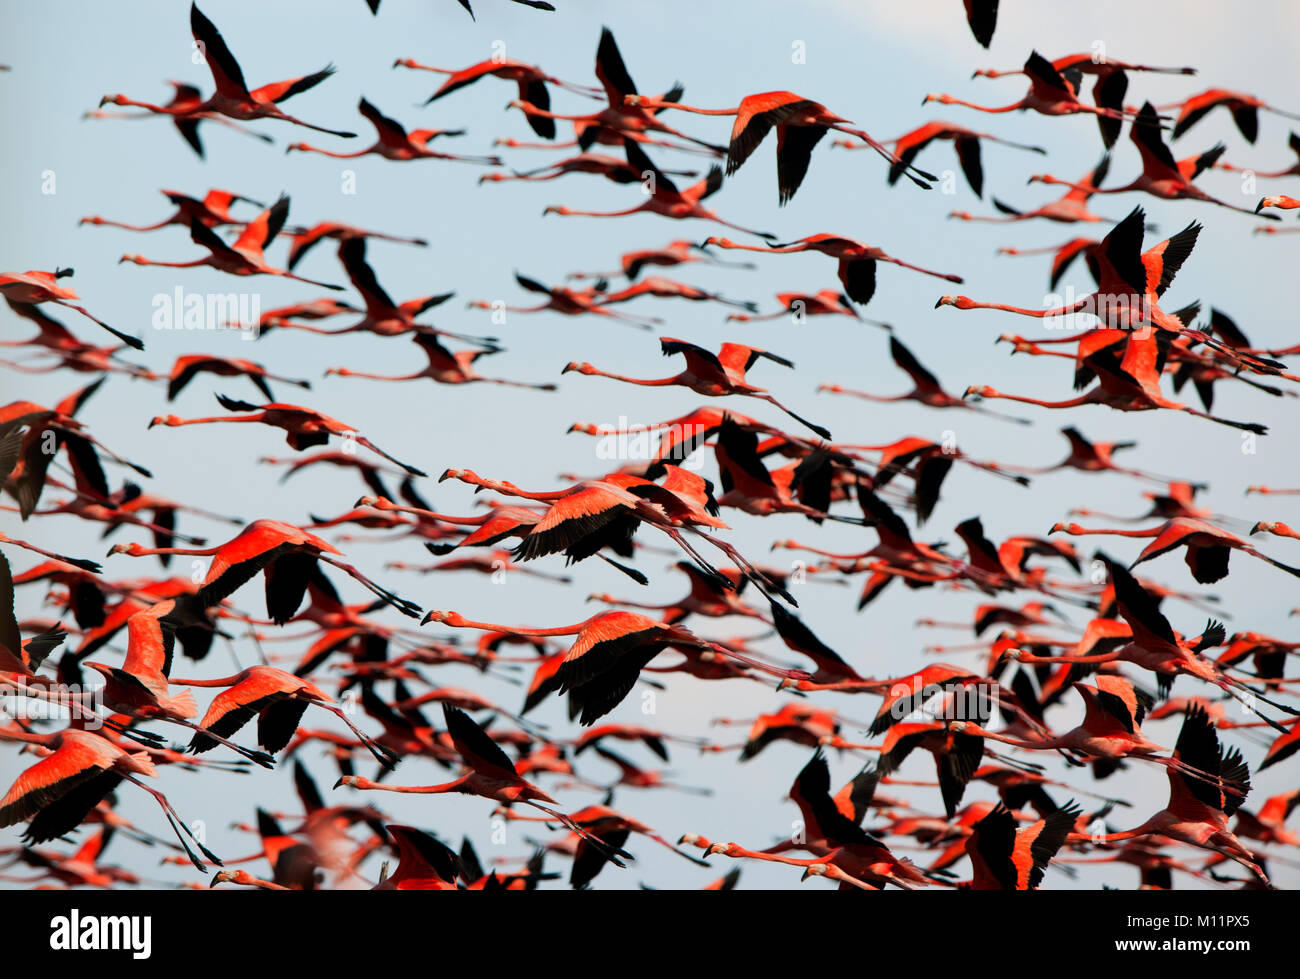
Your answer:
(2, 0), (1299, 889)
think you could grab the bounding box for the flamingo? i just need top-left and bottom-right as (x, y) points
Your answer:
(506, 29), (725, 157)
(835, 121), (1045, 196)
(961, 801), (1082, 889)
(106, 518), (422, 622)
(700, 233), (962, 307)
(1161, 87), (1300, 143)
(165, 354), (310, 403)
(395, 55), (599, 140)
(337, 703), (632, 864)
(470, 272), (658, 330)
(623, 90), (936, 201)
(283, 222), (427, 273)
(422, 610), (812, 725)
(84, 80), (274, 157)
(568, 240), (754, 281)
(79, 188), (261, 234)
(286, 98), (501, 165)
(177, 665), (398, 770)
(1081, 706), (1268, 885)
(119, 196), (345, 291)
(148, 393), (427, 478)
(99, 5), (357, 139)
(481, 152), (698, 187)
(819, 336), (1029, 424)
(1027, 104), (1281, 219)
(542, 140), (775, 240)
(726, 289), (870, 325)
(923, 51), (1142, 136)
(326, 334), (556, 391)
(0, 268), (143, 350)
(562, 336), (831, 439)
(952, 154), (1114, 224)
(0, 726), (219, 870)
(1049, 517), (1300, 583)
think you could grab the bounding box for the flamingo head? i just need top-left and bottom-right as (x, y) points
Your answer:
(699, 236), (731, 248)
(119, 254), (147, 265)
(1251, 520), (1286, 536)
(478, 173), (507, 183)
(148, 414), (183, 429)
(210, 869), (256, 887)
(962, 384), (995, 400)
(333, 775), (367, 790)
(816, 383), (844, 393)
(392, 58), (418, 69)
(561, 361), (595, 375)
(98, 94), (127, 108)
(284, 143), (309, 154)
(420, 609), (465, 627)
(79, 216), (104, 226)
(542, 205), (572, 217)
(801, 864), (832, 881)
(921, 93), (950, 106)
(106, 542), (148, 557)
(323, 367), (352, 377)
(438, 467), (479, 485)
(1048, 522), (1084, 536)
(586, 592), (616, 603)
(354, 495), (386, 509)
(566, 422), (600, 434)
(1026, 174), (1055, 185)
(936, 295), (975, 310)
(703, 841), (738, 857)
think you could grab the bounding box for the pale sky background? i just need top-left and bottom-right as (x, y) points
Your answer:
(2, 0), (1298, 890)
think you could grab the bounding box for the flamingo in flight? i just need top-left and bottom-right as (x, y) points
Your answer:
(924, 51), (1145, 139)
(563, 336), (831, 439)
(422, 610), (811, 726)
(972, 52), (1196, 145)
(325, 334), (556, 391)
(507, 29), (725, 157)
(101, 6), (357, 139)
(283, 223), (427, 273)
(623, 90), (936, 201)
(118, 196), (346, 291)
(84, 80), (274, 157)
(337, 703), (633, 864)
(835, 121), (1046, 197)
(1160, 87), (1300, 143)
(286, 98), (501, 166)
(469, 272), (659, 330)
(951, 154), (1115, 225)
(165, 354), (310, 403)
(1081, 705), (1269, 885)
(819, 336), (1030, 424)
(1028, 103), (1281, 219)
(0, 726), (219, 871)
(147, 394), (427, 478)
(79, 188), (262, 234)
(543, 139), (775, 240)
(106, 518), (423, 622)
(0, 268), (143, 350)
(395, 55), (599, 140)
(701, 233), (962, 307)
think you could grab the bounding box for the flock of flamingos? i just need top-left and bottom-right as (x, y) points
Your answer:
(3, 0), (1300, 892)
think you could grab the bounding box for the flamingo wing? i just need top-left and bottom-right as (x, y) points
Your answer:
(442, 703), (519, 780)
(190, 4), (251, 100)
